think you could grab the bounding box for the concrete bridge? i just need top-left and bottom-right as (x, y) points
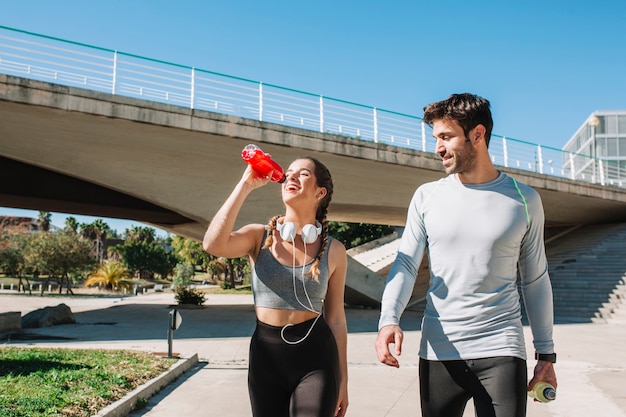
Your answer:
(2, 74), (626, 306)
(3, 74), (626, 241)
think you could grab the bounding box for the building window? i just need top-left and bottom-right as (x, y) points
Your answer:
(620, 137), (626, 157)
(606, 137), (617, 156)
(607, 116), (618, 134)
(619, 115), (626, 133)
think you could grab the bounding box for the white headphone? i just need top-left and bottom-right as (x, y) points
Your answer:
(277, 219), (322, 244)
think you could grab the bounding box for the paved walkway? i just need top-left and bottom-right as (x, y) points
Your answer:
(1, 291), (625, 417)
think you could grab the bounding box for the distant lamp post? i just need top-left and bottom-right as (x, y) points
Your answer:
(588, 115), (600, 182)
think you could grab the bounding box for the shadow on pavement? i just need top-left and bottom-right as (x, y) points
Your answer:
(3, 301), (423, 344)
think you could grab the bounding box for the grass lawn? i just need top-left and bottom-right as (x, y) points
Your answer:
(0, 347), (176, 417)
(0, 274), (252, 296)
(200, 284), (251, 295)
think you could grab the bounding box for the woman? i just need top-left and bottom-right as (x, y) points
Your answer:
(203, 155), (349, 417)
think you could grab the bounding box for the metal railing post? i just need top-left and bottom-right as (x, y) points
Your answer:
(502, 137), (509, 168)
(258, 82), (263, 122)
(373, 108), (379, 143)
(537, 145), (544, 174)
(599, 159), (605, 186)
(319, 95), (324, 133)
(112, 51), (118, 95)
(190, 67), (195, 110)
(421, 122), (426, 152)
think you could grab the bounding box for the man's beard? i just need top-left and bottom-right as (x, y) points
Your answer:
(444, 141), (477, 174)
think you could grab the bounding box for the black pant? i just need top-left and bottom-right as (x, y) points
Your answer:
(248, 317), (340, 417)
(419, 356), (528, 417)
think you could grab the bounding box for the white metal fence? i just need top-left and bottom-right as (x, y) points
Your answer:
(1, 25), (623, 188)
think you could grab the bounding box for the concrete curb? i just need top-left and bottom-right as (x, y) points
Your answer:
(92, 353), (200, 417)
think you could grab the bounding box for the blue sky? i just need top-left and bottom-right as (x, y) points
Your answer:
(2, 0), (626, 235)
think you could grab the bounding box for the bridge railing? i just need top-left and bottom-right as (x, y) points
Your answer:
(1, 25), (623, 189)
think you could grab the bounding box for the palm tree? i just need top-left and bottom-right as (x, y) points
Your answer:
(37, 211), (52, 232)
(124, 226), (156, 244)
(92, 219), (110, 242)
(91, 219), (110, 262)
(65, 216), (79, 233)
(79, 220), (111, 262)
(84, 260), (133, 292)
(80, 223), (97, 241)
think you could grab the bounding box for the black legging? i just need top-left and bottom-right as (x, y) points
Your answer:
(248, 317), (340, 417)
(419, 356), (528, 417)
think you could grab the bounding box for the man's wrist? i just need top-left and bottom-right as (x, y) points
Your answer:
(535, 352), (557, 363)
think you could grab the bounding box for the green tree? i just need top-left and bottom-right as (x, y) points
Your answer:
(327, 221), (395, 249)
(223, 258), (235, 289)
(114, 241), (178, 280)
(0, 233), (30, 292)
(170, 235), (213, 271)
(231, 257), (250, 284)
(218, 257), (250, 289)
(84, 260), (133, 292)
(0, 244), (23, 276)
(22, 231), (94, 294)
(172, 262), (194, 287)
(107, 244), (123, 261)
(0, 233), (26, 277)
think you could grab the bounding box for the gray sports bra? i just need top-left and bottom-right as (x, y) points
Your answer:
(251, 232), (331, 312)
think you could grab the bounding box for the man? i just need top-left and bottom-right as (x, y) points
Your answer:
(375, 93), (557, 417)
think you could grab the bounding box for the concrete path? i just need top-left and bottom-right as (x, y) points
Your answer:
(1, 291), (625, 417)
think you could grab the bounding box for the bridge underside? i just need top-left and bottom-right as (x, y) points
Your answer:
(3, 75), (626, 309)
(1, 156), (191, 227)
(2, 75), (626, 242)
(4, 154), (626, 237)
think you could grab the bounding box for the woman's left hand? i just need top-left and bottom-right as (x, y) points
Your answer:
(334, 385), (348, 416)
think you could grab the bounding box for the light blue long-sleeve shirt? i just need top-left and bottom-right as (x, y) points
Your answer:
(379, 172), (555, 360)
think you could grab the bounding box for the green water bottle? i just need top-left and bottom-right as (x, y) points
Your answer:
(528, 381), (556, 403)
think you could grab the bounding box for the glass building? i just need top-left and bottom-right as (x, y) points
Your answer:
(563, 111), (626, 187)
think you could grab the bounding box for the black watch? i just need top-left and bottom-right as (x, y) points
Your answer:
(535, 352), (557, 363)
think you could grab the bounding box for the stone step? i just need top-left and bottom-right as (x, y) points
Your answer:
(351, 223), (626, 324)
(553, 315), (607, 324)
(551, 286), (623, 294)
(536, 223), (626, 322)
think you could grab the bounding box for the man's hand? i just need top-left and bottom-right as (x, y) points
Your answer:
(527, 361), (557, 401)
(375, 325), (404, 368)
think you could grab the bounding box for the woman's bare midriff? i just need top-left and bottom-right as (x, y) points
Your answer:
(255, 306), (319, 327)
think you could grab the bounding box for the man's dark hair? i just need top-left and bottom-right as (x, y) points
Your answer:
(422, 93), (493, 147)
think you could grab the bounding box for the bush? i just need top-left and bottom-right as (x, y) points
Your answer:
(174, 286), (206, 306)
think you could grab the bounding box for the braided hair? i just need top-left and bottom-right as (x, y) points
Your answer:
(262, 157), (333, 280)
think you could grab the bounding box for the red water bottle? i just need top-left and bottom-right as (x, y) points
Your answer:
(241, 144), (286, 183)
